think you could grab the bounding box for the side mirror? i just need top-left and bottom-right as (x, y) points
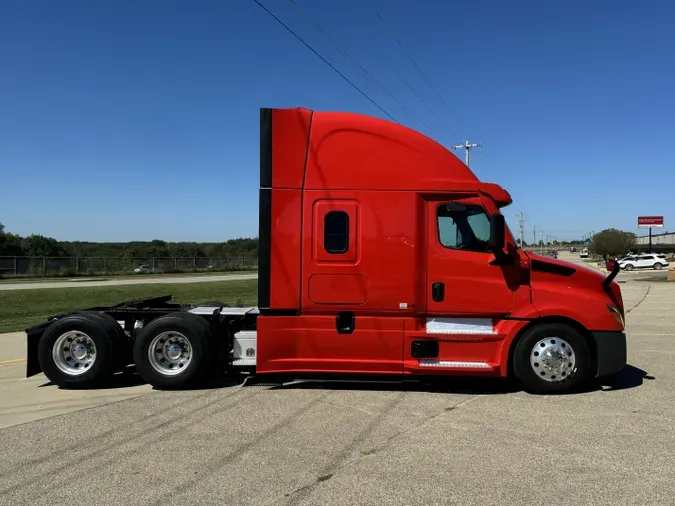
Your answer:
(489, 214), (506, 250)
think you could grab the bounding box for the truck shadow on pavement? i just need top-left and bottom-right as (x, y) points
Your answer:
(593, 364), (654, 392)
(38, 368), (148, 390)
(240, 363), (654, 396)
(37, 364), (653, 394)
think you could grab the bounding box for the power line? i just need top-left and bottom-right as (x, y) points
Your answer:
(332, 0), (453, 135)
(365, 0), (455, 117)
(285, 0), (430, 131)
(252, 0), (400, 124)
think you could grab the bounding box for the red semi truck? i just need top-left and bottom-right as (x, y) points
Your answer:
(24, 107), (626, 394)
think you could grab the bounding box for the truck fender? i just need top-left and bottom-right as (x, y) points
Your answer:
(500, 313), (594, 378)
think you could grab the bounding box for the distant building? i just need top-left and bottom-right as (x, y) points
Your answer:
(635, 231), (675, 253)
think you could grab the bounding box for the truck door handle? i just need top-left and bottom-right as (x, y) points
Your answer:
(432, 281), (445, 302)
(336, 311), (355, 334)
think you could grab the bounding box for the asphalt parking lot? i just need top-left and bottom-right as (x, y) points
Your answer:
(0, 256), (673, 505)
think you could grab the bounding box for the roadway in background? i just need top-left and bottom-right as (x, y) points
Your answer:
(0, 272), (258, 291)
(556, 250), (669, 281)
(0, 252), (667, 291)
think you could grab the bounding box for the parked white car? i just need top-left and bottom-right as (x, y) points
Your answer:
(618, 254), (669, 271)
(133, 264), (156, 274)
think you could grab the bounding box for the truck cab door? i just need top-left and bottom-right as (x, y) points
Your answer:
(425, 196), (516, 317)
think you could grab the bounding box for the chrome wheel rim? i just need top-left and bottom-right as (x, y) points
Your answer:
(148, 331), (192, 376)
(530, 337), (576, 383)
(52, 331), (97, 376)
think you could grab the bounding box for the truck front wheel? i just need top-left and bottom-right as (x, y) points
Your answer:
(513, 323), (591, 394)
(133, 313), (212, 389)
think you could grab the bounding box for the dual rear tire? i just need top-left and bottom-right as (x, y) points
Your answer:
(132, 312), (213, 389)
(38, 312), (128, 389)
(38, 312), (214, 390)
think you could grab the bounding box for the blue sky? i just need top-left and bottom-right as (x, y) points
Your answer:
(1, 0), (673, 243)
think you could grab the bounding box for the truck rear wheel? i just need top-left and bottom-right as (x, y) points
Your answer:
(513, 323), (591, 394)
(37, 313), (118, 389)
(132, 312), (212, 389)
(77, 311), (131, 369)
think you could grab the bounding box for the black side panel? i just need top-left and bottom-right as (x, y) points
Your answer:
(258, 188), (272, 309)
(258, 108), (273, 310)
(411, 340), (439, 359)
(260, 108), (272, 188)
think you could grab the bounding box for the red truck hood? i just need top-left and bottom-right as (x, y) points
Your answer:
(524, 251), (624, 314)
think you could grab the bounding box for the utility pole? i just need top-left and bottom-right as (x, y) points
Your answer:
(540, 229), (544, 254)
(516, 212), (527, 248)
(532, 226), (537, 250)
(451, 140), (482, 167)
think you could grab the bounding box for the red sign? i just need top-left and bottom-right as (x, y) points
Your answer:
(638, 216), (664, 228)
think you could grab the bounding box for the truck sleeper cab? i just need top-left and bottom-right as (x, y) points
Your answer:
(24, 107), (627, 395)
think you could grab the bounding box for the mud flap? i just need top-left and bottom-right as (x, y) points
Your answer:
(25, 321), (52, 377)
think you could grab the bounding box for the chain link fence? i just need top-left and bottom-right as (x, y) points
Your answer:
(0, 257), (258, 278)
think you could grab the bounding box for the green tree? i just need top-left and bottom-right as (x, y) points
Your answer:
(145, 239), (170, 257)
(0, 224), (24, 255)
(590, 229), (636, 257)
(22, 234), (65, 257)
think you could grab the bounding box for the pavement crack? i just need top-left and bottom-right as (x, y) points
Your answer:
(316, 473), (333, 482)
(626, 285), (651, 314)
(356, 394), (484, 458)
(282, 392), (406, 506)
(282, 393), (485, 505)
(147, 392), (332, 506)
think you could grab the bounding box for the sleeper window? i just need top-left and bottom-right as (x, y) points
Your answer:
(324, 211), (349, 254)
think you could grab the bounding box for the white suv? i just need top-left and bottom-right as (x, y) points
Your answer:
(619, 254), (669, 271)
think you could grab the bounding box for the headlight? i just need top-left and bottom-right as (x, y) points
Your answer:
(607, 305), (625, 329)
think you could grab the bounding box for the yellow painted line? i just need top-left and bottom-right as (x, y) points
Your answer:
(0, 358), (26, 367)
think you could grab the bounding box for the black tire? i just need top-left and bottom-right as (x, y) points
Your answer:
(78, 312), (131, 370)
(133, 312), (212, 389)
(174, 312), (223, 373)
(513, 323), (591, 394)
(37, 313), (117, 389)
(170, 312), (223, 375)
(624, 264), (634, 271)
(653, 263), (663, 270)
